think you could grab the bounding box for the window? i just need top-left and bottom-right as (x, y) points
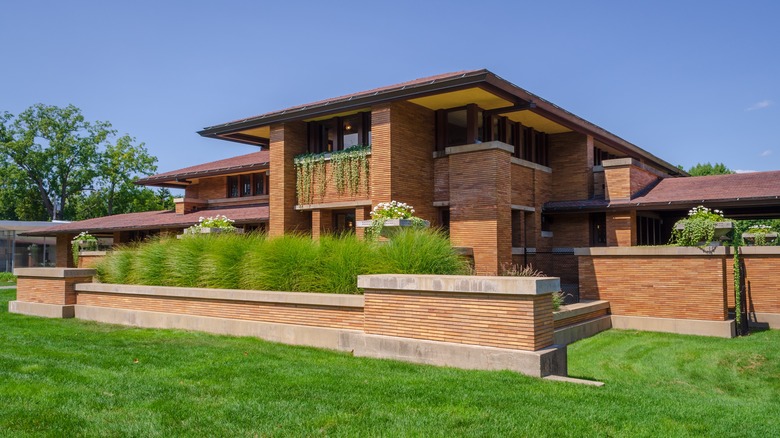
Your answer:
(637, 215), (663, 246)
(253, 172), (267, 196)
(241, 175), (252, 197)
(227, 176), (239, 198)
(590, 213), (607, 247)
(332, 210), (355, 235)
(308, 112), (371, 153)
(228, 172), (268, 198)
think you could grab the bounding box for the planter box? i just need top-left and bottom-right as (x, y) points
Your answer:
(356, 219), (430, 237)
(742, 232), (778, 246)
(178, 227), (245, 238)
(674, 221), (733, 245)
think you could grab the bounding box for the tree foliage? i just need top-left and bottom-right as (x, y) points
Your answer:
(0, 104), (172, 221)
(687, 162), (735, 176)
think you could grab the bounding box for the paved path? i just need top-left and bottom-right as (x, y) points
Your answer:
(0, 285), (16, 290)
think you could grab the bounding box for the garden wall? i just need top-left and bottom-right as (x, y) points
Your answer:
(576, 246), (780, 336)
(9, 270), (567, 378)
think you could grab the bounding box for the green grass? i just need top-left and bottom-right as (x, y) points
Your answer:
(0, 271), (17, 286)
(95, 229), (470, 293)
(2, 289), (779, 436)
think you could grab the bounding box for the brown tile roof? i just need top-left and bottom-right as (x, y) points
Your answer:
(215, 70), (485, 128)
(545, 171), (780, 212)
(628, 171), (780, 206)
(135, 150), (269, 186)
(24, 205), (269, 236)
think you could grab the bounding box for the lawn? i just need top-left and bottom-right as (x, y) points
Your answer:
(2, 288), (778, 437)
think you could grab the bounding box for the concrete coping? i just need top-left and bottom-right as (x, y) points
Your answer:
(554, 300), (610, 322)
(79, 251), (107, 256)
(510, 157), (552, 173)
(444, 141), (515, 156)
(574, 246), (732, 257)
(14, 267), (97, 278)
(738, 246), (780, 255)
(602, 157), (670, 178)
(75, 283), (365, 308)
(357, 274), (560, 295)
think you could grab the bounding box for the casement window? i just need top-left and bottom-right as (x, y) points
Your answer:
(227, 172), (269, 198)
(593, 146), (617, 166)
(308, 112), (372, 153)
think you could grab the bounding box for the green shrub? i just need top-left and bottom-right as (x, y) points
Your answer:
(377, 228), (470, 275)
(0, 272), (17, 284)
(96, 229), (469, 294)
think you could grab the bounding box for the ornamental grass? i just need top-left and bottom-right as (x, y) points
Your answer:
(95, 229), (469, 294)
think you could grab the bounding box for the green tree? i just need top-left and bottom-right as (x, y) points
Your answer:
(0, 104), (112, 220)
(687, 162), (734, 176)
(98, 135), (158, 215)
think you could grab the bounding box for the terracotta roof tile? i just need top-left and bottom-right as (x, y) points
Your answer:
(136, 151), (269, 186)
(24, 205), (269, 236)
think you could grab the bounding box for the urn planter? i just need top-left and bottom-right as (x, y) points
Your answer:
(674, 221), (733, 246)
(742, 232), (778, 246)
(356, 219), (430, 237)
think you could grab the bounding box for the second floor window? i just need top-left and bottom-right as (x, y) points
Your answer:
(308, 112), (371, 153)
(228, 172), (269, 198)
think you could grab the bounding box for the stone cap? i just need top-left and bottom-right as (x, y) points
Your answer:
(75, 283), (365, 308)
(357, 274), (560, 295)
(14, 267), (97, 278)
(574, 246), (731, 256)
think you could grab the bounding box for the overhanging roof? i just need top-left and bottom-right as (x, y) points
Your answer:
(23, 205), (269, 236)
(199, 69), (685, 176)
(135, 151), (270, 188)
(545, 171), (780, 215)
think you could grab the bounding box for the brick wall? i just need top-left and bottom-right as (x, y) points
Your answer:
(607, 210), (636, 246)
(630, 165), (660, 197)
(742, 254), (780, 315)
(548, 132), (593, 201)
(551, 214), (590, 248)
(449, 147), (512, 274)
(433, 157), (449, 203)
(361, 275), (557, 351)
(77, 291), (363, 330)
(197, 176), (227, 200)
(604, 165), (630, 200)
(269, 122), (311, 236)
(578, 250), (728, 321)
(16, 274), (93, 305)
(554, 307), (609, 330)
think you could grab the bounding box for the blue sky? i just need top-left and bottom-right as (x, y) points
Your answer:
(2, 1), (778, 175)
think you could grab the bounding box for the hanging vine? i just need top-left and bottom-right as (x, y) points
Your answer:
(294, 153), (326, 204)
(294, 145), (370, 204)
(329, 145), (371, 196)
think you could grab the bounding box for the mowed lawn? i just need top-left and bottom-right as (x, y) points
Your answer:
(2, 289), (779, 437)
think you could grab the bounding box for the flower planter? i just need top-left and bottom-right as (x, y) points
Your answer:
(356, 219), (430, 237)
(178, 227), (244, 238)
(674, 221), (733, 246)
(742, 232), (777, 246)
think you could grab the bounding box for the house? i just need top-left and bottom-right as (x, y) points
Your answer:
(31, 69), (780, 279)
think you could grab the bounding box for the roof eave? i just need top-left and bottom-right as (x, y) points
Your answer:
(197, 70), (492, 138)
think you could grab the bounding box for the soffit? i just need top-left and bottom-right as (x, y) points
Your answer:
(504, 111), (571, 134)
(408, 87), (512, 110)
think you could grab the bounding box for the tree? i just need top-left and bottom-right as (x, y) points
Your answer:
(0, 104), (112, 220)
(98, 135), (158, 215)
(687, 162), (734, 176)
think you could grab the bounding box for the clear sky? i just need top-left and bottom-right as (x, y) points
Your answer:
(2, 1), (778, 175)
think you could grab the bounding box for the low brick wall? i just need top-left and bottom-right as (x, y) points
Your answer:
(14, 268), (95, 305)
(75, 284), (364, 330)
(360, 275), (558, 351)
(9, 270), (568, 377)
(576, 247), (741, 337)
(739, 247), (780, 328)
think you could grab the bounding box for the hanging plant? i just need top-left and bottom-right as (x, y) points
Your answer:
(670, 206), (733, 247)
(330, 145), (371, 196)
(294, 153), (326, 204)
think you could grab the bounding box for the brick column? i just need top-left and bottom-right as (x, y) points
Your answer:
(607, 210), (637, 246)
(10, 267), (95, 318)
(269, 121), (312, 236)
(311, 210), (333, 240)
(448, 143), (513, 275)
(55, 234), (76, 268)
